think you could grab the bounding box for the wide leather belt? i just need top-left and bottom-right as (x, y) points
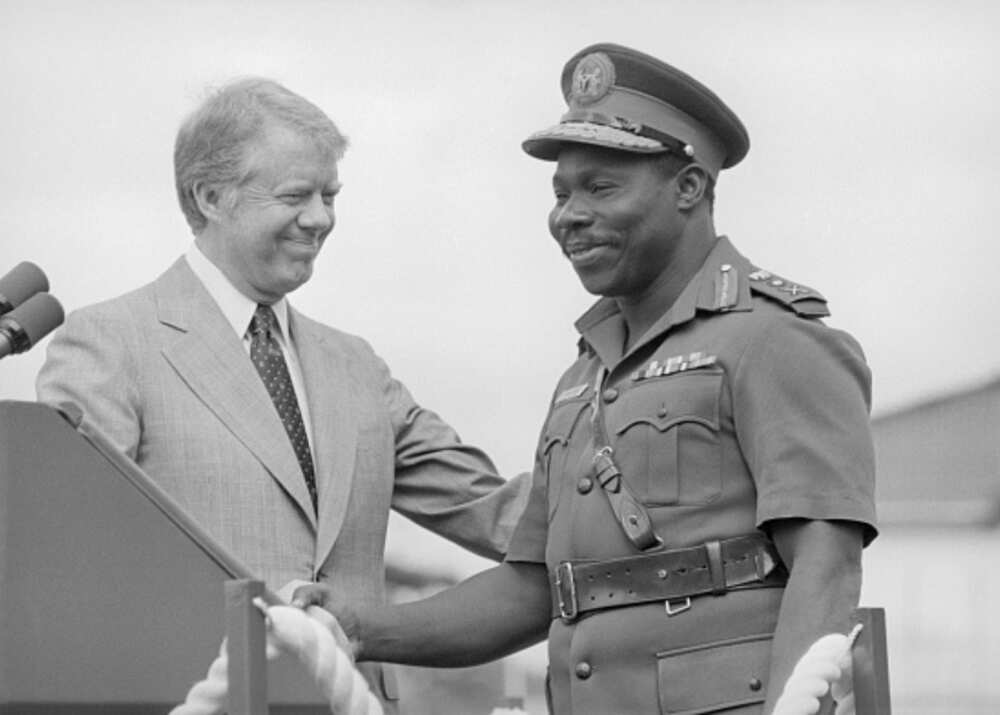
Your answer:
(550, 534), (787, 622)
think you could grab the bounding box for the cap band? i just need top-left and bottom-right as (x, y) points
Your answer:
(571, 86), (727, 177)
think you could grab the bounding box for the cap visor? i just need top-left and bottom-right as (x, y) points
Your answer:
(522, 121), (667, 160)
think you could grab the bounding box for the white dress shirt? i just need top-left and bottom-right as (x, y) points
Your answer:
(184, 243), (316, 459)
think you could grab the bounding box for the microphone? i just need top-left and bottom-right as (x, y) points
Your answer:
(0, 292), (65, 360)
(0, 261), (50, 316)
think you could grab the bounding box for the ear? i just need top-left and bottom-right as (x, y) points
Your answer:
(192, 180), (230, 223)
(674, 164), (710, 210)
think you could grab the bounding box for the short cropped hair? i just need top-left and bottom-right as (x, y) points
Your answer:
(174, 78), (348, 232)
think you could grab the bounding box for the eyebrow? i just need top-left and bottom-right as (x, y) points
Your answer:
(552, 166), (626, 185)
(275, 179), (343, 192)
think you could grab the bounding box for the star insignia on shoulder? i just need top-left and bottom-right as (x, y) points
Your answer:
(747, 266), (829, 317)
(748, 268), (810, 297)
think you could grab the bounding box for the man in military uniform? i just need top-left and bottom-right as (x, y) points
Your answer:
(294, 43), (877, 714)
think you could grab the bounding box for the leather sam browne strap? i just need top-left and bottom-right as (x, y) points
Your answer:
(551, 534), (787, 621)
(590, 366), (662, 551)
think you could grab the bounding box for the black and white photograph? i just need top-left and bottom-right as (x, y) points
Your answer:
(1, 1), (997, 713)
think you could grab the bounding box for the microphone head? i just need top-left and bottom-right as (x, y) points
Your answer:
(4, 292), (65, 347)
(0, 261), (50, 314)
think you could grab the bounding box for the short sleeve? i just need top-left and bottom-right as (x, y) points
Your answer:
(504, 452), (550, 564)
(733, 315), (878, 545)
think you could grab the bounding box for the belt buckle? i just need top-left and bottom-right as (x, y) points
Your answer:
(555, 561), (578, 622)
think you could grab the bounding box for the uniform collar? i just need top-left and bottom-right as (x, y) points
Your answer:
(575, 236), (753, 366)
(185, 242), (293, 343)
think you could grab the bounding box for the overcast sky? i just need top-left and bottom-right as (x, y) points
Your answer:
(2, 0), (999, 576)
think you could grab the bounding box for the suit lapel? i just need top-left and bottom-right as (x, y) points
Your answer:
(155, 259), (318, 528)
(292, 310), (358, 565)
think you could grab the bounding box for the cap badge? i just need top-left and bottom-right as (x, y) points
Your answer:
(570, 52), (615, 107)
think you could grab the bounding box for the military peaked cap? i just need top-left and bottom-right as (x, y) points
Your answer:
(522, 43), (750, 178)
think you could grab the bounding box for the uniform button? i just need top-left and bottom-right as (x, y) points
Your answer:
(577, 477), (594, 494)
(575, 661), (592, 680)
(749, 677), (763, 692)
(602, 388), (619, 403)
(657, 405), (669, 418)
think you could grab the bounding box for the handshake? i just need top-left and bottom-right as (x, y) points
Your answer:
(286, 581), (363, 660)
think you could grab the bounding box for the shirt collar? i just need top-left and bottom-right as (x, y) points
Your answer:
(184, 242), (292, 342)
(574, 236), (753, 366)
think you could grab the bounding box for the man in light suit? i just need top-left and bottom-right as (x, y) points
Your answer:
(35, 78), (527, 708)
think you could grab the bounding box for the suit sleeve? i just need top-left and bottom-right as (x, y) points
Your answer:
(35, 306), (142, 460)
(377, 355), (530, 561)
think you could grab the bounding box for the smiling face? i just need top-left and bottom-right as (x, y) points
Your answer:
(548, 145), (687, 302)
(200, 122), (342, 304)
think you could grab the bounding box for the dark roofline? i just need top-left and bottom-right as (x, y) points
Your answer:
(872, 372), (1000, 423)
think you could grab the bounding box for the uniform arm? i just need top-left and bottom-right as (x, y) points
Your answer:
(763, 518), (863, 714)
(353, 561), (551, 667)
(731, 316), (875, 711)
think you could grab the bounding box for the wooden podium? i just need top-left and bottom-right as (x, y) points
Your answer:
(0, 401), (328, 714)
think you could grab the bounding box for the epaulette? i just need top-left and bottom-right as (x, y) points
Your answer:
(747, 268), (830, 318)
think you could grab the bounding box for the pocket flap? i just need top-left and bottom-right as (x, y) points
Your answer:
(617, 371), (723, 434)
(657, 633), (771, 714)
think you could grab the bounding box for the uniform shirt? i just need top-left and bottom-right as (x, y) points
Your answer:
(506, 236), (877, 715)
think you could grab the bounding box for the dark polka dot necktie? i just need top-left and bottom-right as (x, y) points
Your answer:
(248, 303), (317, 513)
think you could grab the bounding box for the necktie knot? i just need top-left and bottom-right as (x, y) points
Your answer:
(249, 303), (280, 340)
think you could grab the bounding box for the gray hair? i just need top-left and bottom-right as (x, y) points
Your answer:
(174, 77), (348, 232)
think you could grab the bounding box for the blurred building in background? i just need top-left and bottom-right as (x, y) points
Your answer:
(862, 374), (1000, 714)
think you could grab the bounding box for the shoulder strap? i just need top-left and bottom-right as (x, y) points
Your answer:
(747, 268), (830, 318)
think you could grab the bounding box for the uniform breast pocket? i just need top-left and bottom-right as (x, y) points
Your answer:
(614, 370), (723, 506)
(541, 398), (590, 519)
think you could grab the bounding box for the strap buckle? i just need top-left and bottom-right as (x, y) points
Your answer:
(665, 597), (692, 616)
(592, 446), (622, 491)
(554, 561), (578, 622)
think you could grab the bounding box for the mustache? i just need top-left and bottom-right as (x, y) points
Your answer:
(560, 233), (611, 253)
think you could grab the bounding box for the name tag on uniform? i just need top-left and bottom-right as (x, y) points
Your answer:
(555, 383), (588, 403)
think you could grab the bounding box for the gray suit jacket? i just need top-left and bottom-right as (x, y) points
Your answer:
(36, 257), (527, 703)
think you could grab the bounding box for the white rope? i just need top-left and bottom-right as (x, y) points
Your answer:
(772, 624), (863, 715)
(170, 602), (383, 715)
(169, 639), (231, 715)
